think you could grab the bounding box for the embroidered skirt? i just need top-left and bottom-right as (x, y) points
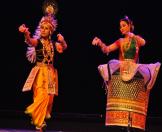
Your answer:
(106, 74), (149, 130)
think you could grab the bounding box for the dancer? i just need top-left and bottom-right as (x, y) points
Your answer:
(92, 16), (161, 132)
(18, 0), (67, 130)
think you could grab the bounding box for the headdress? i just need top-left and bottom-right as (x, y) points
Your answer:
(33, 0), (58, 39)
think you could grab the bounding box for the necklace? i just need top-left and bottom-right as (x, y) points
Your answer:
(123, 37), (131, 51)
(41, 39), (54, 64)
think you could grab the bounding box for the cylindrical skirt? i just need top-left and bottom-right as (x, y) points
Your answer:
(106, 74), (150, 130)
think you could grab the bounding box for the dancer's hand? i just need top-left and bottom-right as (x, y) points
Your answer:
(57, 33), (64, 42)
(19, 24), (28, 33)
(92, 37), (102, 46)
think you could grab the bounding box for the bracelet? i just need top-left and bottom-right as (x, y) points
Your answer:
(100, 42), (105, 48)
(23, 28), (27, 33)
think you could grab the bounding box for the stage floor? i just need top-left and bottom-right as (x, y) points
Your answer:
(0, 112), (162, 132)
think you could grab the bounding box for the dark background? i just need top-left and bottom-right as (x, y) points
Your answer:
(0, 0), (161, 118)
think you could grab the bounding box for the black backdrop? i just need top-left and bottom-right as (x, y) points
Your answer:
(0, 0), (162, 117)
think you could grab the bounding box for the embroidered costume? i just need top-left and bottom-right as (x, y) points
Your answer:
(19, 0), (67, 130)
(98, 37), (161, 130)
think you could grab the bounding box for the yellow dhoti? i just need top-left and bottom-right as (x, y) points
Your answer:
(23, 62), (58, 128)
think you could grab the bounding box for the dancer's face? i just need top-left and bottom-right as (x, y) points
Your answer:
(120, 20), (131, 35)
(40, 22), (52, 38)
